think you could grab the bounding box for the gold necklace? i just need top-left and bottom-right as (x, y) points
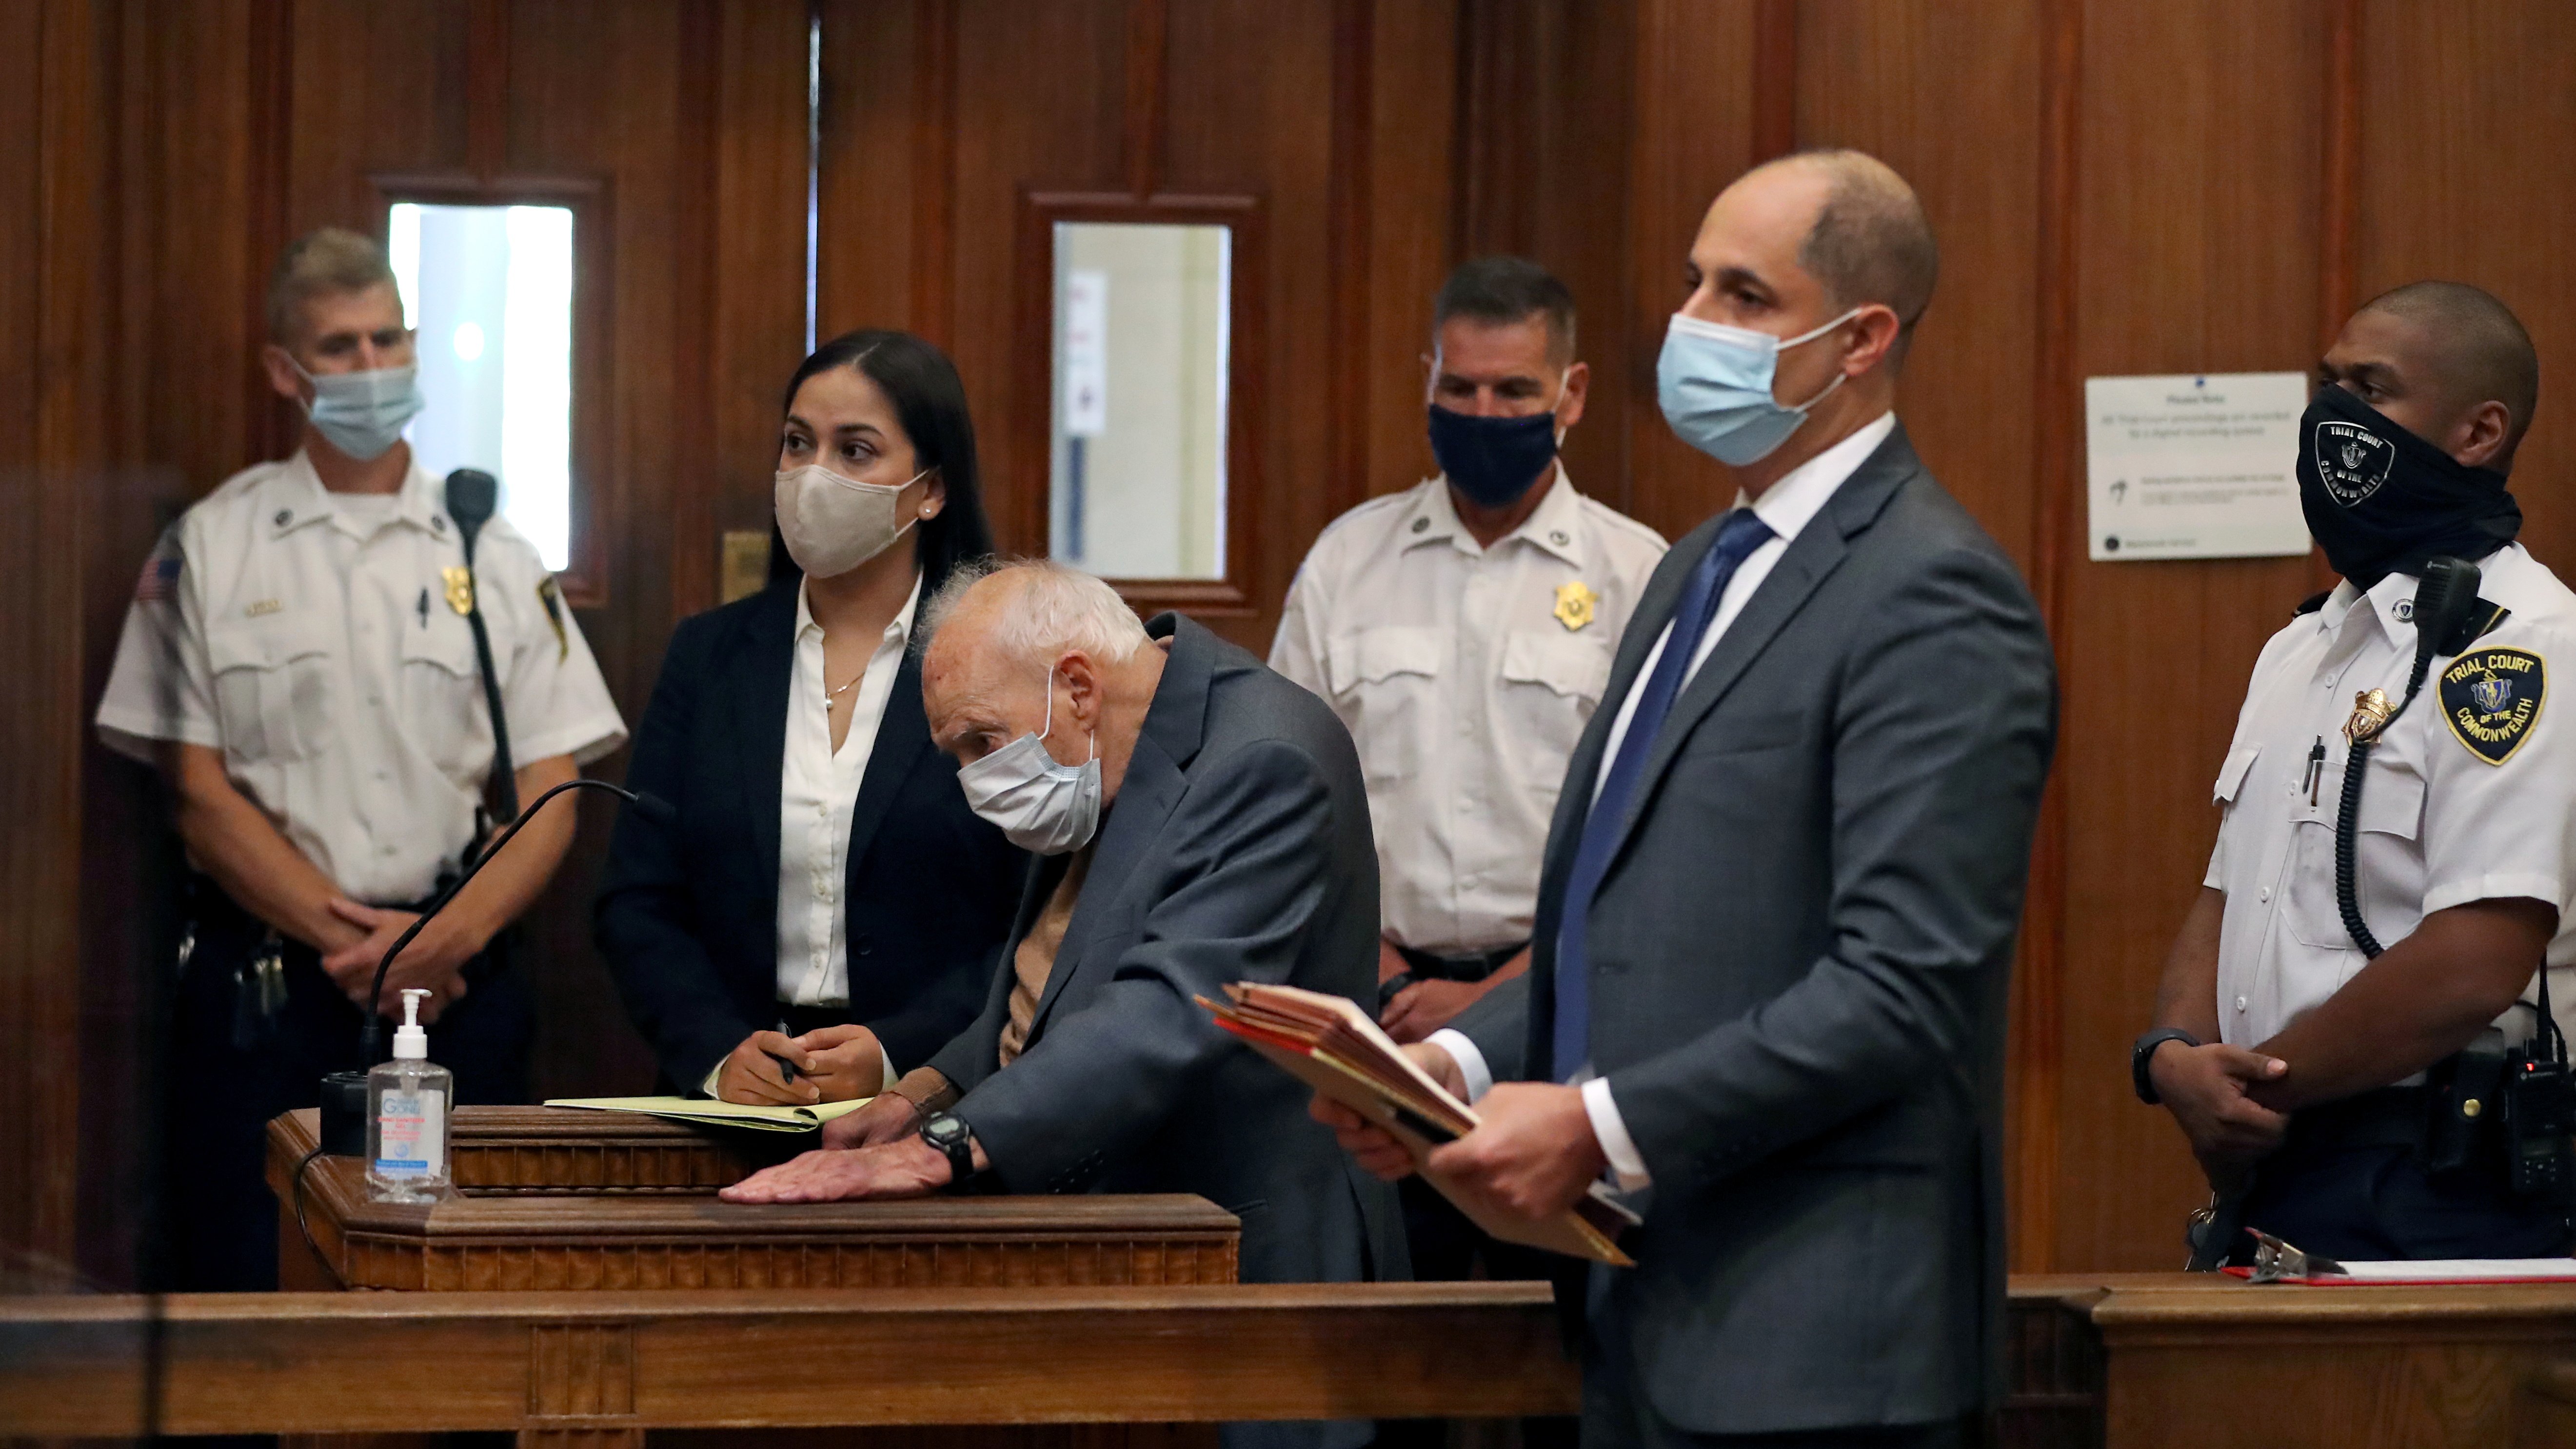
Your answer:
(824, 666), (867, 705)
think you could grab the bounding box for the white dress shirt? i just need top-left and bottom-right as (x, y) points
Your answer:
(693, 574), (919, 1099)
(1271, 469), (1667, 955)
(1432, 410), (1900, 1189)
(2204, 542), (2576, 1062)
(776, 574), (921, 1009)
(95, 451), (627, 903)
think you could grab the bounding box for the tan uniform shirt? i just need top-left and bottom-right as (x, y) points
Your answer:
(1269, 469), (1666, 956)
(95, 451), (625, 903)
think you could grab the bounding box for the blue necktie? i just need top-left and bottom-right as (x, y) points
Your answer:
(1550, 508), (1775, 1081)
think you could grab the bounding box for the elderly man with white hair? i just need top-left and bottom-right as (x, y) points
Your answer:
(727, 563), (1407, 1422)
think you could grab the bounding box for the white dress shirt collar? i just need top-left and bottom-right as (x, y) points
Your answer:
(795, 569), (923, 650)
(1736, 409), (1897, 545)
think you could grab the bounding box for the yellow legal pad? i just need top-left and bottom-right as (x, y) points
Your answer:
(542, 1094), (874, 1133)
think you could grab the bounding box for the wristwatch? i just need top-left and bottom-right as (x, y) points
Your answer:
(919, 1111), (977, 1191)
(2132, 1027), (2202, 1105)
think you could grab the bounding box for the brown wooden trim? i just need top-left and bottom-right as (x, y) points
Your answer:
(2012, 0), (2084, 1278)
(1750, 0), (1799, 163)
(466, 0), (511, 178)
(1324, 0), (1375, 524)
(246, 0), (297, 464)
(666, 0), (722, 621)
(0, 1283), (1575, 1435)
(907, 0), (958, 345)
(2310, 0), (2361, 595)
(2316, 0), (2361, 357)
(1121, 0), (1170, 200)
(1010, 189), (1266, 618)
(368, 173), (618, 608)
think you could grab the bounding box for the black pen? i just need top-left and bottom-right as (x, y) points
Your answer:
(768, 1018), (800, 1085)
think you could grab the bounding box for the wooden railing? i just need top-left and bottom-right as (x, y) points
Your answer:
(0, 1283), (1572, 1439)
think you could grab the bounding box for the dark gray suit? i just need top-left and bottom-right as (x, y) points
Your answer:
(928, 612), (1407, 1296)
(1456, 425), (2056, 1441)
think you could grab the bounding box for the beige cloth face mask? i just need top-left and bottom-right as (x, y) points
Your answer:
(773, 463), (925, 578)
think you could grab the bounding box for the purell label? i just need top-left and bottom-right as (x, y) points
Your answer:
(374, 1088), (446, 1177)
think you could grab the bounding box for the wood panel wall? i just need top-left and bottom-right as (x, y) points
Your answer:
(6, 0), (2575, 1287)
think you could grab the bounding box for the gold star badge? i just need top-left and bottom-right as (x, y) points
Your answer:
(1553, 580), (1599, 633)
(441, 565), (476, 616)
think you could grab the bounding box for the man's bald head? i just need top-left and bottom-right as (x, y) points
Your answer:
(1753, 149), (1940, 365)
(2352, 281), (2538, 460)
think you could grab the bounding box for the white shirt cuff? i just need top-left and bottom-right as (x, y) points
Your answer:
(880, 1050), (901, 1094)
(698, 1061), (725, 1099)
(1426, 1028), (1494, 1103)
(1581, 1076), (1652, 1191)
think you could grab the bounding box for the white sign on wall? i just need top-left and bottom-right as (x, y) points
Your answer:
(1061, 269), (1109, 438)
(2084, 372), (2311, 561)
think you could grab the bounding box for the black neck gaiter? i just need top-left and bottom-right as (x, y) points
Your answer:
(2298, 384), (2520, 589)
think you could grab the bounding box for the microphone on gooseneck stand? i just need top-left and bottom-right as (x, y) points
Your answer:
(442, 468), (519, 825)
(315, 779), (678, 1154)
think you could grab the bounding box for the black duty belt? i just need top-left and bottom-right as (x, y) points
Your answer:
(1379, 940), (1528, 1011)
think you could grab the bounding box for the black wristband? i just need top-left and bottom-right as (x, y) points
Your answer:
(919, 1112), (977, 1191)
(2132, 1027), (2202, 1105)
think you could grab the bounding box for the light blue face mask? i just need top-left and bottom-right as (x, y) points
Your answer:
(1656, 309), (1861, 466)
(291, 359), (425, 462)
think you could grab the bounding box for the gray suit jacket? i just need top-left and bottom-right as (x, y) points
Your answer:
(928, 613), (1408, 1293)
(1456, 425), (2056, 1434)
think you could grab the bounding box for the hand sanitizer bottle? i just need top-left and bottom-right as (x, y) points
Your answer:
(367, 988), (453, 1203)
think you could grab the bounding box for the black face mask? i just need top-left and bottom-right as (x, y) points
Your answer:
(2298, 383), (2520, 589)
(1427, 404), (1560, 510)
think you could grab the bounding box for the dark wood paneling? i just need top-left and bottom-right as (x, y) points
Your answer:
(2354, 0), (2576, 573)
(682, 0), (815, 612)
(1453, 0), (1641, 520)
(2049, 0), (2333, 1272)
(1354, 1), (1462, 521)
(1614, 0), (1759, 542)
(0, 0), (94, 1282)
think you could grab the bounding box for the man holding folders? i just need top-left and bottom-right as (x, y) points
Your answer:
(724, 558), (1404, 1449)
(1316, 151), (2056, 1448)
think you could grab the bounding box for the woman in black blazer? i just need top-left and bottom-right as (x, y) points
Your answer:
(596, 330), (1022, 1103)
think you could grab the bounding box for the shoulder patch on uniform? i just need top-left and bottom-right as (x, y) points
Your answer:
(536, 575), (568, 660)
(2439, 646), (2545, 765)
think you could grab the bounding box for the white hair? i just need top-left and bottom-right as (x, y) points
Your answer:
(919, 556), (1148, 671)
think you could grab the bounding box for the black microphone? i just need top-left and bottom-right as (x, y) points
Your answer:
(444, 467), (499, 554)
(442, 468), (518, 822)
(2410, 556), (2483, 681)
(316, 778), (675, 1153)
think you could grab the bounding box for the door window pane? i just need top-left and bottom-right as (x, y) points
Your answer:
(386, 203), (577, 570)
(1048, 221), (1230, 579)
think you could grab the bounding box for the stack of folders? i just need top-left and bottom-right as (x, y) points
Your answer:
(543, 1095), (872, 1133)
(1200, 981), (1637, 1266)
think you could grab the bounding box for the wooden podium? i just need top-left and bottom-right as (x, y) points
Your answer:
(264, 1106), (1242, 1292)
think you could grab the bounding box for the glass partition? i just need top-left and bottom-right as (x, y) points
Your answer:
(1047, 220), (1231, 579)
(386, 202), (577, 570)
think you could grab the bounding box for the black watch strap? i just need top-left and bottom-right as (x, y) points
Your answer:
(920, 1112), (977, 1191)
(2133, 1028), (2201, 1105)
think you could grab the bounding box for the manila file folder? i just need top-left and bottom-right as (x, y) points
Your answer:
(1200, 981), (1636, 1266)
